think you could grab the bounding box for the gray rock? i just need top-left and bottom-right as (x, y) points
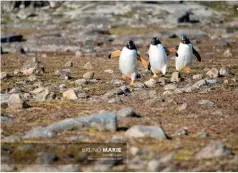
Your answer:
(83, 71), (94, 80)
(197, 131), (209, 138)
(133, 82), (146, 88)
(0, 72), (9, 80)
(198, 99), (214, 106)
(206, 79), (220, 85)
(157, 77), (169, 86)
(69, 135), (88, 142)
(195, 141), (232, 159)
(24, 126), (56, 139)
(77, 92), (88, 99)
(171, 72), (181, 82)
(110, 79), (125, 85)
(192, 79), (207, 89)
(84, 62), (93, 70)
(147, 160), (161, 172)
(116, 107), (138, 117)
(2, 135), (22, 142)
(55, 69), (72, 80)
(21, 57), (44, 75)
(36, 152), (58, 164)
(1, 93), (10, 104)
(164, 84), (177, 91)
(47, 111), (117, 132)
(192, 74), (203, 80)
(206, 68), (219, 78)
(125, 125), (167, 139)
(75, 79), (87, 86)
(35, 89), (54, 101)
(103, 88), (125, 98)
(108, 97), (122, 104)
(17, 144), (33, 151)
(65, 61), (73, 67)
(174, 128), (188, 136)
(27, 74), (37, 82)
(144, 78), (156, 88)
(8, 94), (26, 109)
(219, 67), (231, 76)
(1, 113), (14, 123)
(177, 103), (188, 111)
(9, 87), (22, 94)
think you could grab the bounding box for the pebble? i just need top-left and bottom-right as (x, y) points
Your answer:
(219, 67), (231, 76)
(164, 84), (177, 91)
(223, 49), (232, 57)
(8, 94), (26, 109)
(64, 61), (73, 67)
(84, 62), (93, 70)
(0, 72), (9, 80)
(177, 103), (188, 111)
(116, 107), (138, 118)
(83, 71), (94, 80)
(104, 69), (113, 74)
(206, 68), (219, 78)
(147, 160), (161, 172)
(198, 99), (215, 106)
(171, 72), (181, 82)
(144, 78), (156, 88)
(108, 97), (122, 104)
(192, 74), (203, 80)
(63, 89), (78, 100)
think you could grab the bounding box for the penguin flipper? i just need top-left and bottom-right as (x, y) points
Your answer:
(108, 50), (121, 59)
(137, 54), (148, 68)
(192, 47), (201, 62)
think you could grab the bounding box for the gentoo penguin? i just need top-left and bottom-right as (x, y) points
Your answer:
(148, 37), (168, 77)
(108, 40), (148, 85)
(175, 36), (201, 72)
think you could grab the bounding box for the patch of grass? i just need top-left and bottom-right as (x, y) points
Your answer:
(174, 148), (194, 160)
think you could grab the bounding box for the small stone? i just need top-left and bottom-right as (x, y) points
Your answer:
(27, 74), (37, 82)
(163, 91), (173, 95)
(21, 57), (44, 75)
(174, 128), (188, 136)
(55, 69), (72, 80)
(133, 82), (146, 88)
(1, 113), (14, 123)
(63, 89), (78, 100)
(8, 94), (25, 109)
(144, 78), (156, 88)
(108, 97), (122, 104)
(164, 84), (177, 91)
(219, 67), (231, 76)
(36, 152), (58, 164)
(84, 62), (93, 70)
(224, 79), (229, 84)
(64, 61), (73, 67)
(75, 50), (82, 57)
(177, 103), (188, 111)
(206, 68), (219, 78)
(147, 160), (161, 172)
(104, 69), (113, 74)
(9, 87), (22, 94)
(0, 72), (9, 80)
(14, 69), (20, 75)
(35, 89), (52, 101)
(24, 126), (56, 139)
(116, 107), (138, 117)
(125, 125), (167, 139)
(223, 49), (232, 57)
(192, 74), (203, 80)
(192, 79), (207, 89)
(198, 99), (214, 106)
(197, 131), (209, 138)
(75, 79), (87, 86)
(157, 77), (169, 86)
(77, 92), (88, 99)
(83, 71), (94, 80)
(30, 87), (45, 95)
(130, 147), (143, 156)
(206, 79), (220, 85)
(195, 141), (232, 159)
(171, 72), (181, 82)
(110, 79), (125, 85)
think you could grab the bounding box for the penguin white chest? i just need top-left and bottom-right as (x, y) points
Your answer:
(119, 47), (137, 75)
(149, 44), (168, 74)
(176, 43), (193, 70)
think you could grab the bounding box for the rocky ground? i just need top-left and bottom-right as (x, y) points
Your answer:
(1, 1), (238, 172)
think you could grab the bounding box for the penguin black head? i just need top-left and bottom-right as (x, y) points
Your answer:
(181, 35), (190, 44)
(151, 37), (161, 45)
(126, 40), (136, 50)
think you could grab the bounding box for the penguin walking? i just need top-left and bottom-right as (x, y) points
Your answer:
(148, 37), (169, 77)
(174, 36), (201, 72)
(108, 40), (148, 85)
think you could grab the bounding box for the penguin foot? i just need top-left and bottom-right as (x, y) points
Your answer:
(130, 80), (135, 86)
(153, 73), (159, 78)
(184, 66), (190, 73)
